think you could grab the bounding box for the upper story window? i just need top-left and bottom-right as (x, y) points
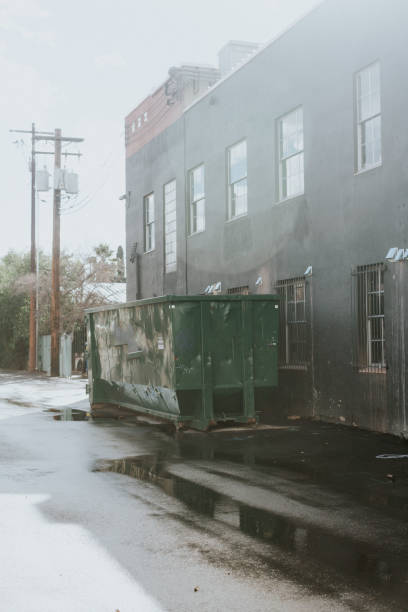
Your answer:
(143, 193), (155, 253)
(227, 140), (247, 219)
(137, 116), (142, 128)
(164, 180), (177, 273)
(144, 111), (148, 122)
(278, 107), (304, 200)
(189, 164), (205, 234)
(356, 62), (382, 172)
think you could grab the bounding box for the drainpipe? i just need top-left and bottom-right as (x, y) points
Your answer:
(183, 113), (188, 295)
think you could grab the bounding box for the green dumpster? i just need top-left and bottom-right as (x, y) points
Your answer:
(86, 294), (279, 430)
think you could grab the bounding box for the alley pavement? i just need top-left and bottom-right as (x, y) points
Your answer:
(0, 370), (408, 612)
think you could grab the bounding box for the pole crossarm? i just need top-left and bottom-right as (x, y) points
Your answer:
(10, 129), (54, 135)
(34, 151), (82, 156)
(34, 135), (84, 143)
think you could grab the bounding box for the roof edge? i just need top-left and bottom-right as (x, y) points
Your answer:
(183, 0), (325, 115)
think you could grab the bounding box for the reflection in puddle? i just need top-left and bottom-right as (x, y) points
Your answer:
(51, 406), (408, 603)
(96, 453), (408, 599)
(53, 408), (88, 421)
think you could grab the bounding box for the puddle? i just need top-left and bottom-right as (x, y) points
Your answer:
(376, 454), (408, 460)
(176, 424), (408, 520)
(52, 408), (88, 421)
(5, 399), (35, 408)
(95, 452), (408, 600)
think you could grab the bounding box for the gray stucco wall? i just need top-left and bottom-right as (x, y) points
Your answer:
(125, 0), (408, 434)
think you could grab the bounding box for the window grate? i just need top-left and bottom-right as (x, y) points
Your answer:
(227, 286), (250, 295)
(276, 277), (308, 367)
(352, 263), (386, 372)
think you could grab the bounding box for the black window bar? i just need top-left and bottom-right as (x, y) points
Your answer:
(352, 263), (386, 373)
(227, 286), (250, 295)
(275, 277), (308, 368)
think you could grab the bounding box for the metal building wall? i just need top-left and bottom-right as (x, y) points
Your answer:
(125, 0), (408, 435)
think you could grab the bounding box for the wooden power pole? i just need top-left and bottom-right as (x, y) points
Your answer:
(28, 123), (36, 372)
(10, 126), (83, 376)
(50, 128), (62, 377)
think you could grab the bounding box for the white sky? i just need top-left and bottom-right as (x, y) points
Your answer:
(0, 0), (320, 259)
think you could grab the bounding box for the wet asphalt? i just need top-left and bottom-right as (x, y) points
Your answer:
(1, 371), (408, 611)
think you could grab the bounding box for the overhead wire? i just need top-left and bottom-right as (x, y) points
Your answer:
(63, 101), (176, 216)
(59, 131), (125, 216)
(35, 90), (176, 218)
(60, 147), (122, 214)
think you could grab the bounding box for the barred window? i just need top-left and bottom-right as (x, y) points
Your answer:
(276, 277), (308, 367)
(353, 263), (385, 371)
(227, 286), (250, 295)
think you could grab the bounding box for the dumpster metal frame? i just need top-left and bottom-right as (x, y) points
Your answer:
(86, 294), (280, 430)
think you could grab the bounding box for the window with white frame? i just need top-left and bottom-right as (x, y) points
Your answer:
(143, 193), (155, 252)
(356, 62), (382, 171)
(354, 263), (385, 370)
(278, 107), (304, 200)
(137, 116), (142, 128)
(276, 277), (308, 367)
(189, 164), (205, 234)
(164, 180), (177, 273)
(227, 140), (247, 219)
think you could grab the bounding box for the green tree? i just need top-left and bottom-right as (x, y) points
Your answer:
(0, 246), (118, 370)
(93, 243), (113, 263)
(115, 245), (125, 281)
(0, 251), (31, 369)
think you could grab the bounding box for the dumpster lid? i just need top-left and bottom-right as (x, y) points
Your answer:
(85, 293), (281, 314)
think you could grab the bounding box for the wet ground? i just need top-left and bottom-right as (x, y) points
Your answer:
(1, 371), (408, 611)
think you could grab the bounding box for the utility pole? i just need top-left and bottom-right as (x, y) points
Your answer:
(10, 126), (83, 377)
(50, 129), (62, 377)
(28, 123), (36, 371)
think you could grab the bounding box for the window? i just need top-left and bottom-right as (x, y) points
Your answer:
(356, 62), (381, 172)
(278, 107), (304, 200)
(276, 277), (308, 367)
(164, 180), (177, 273)
(353, 263), (385, 371)
(189, 164), (205, 234)
(143, 193), (155, 252)
(144, 111), (148, 122)
(227, 140), (247, 219)
(137, 116), (142, 128)
(227, 286), (250, 295)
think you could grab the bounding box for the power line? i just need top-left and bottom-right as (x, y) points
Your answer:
(60, 132), (124, 215)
